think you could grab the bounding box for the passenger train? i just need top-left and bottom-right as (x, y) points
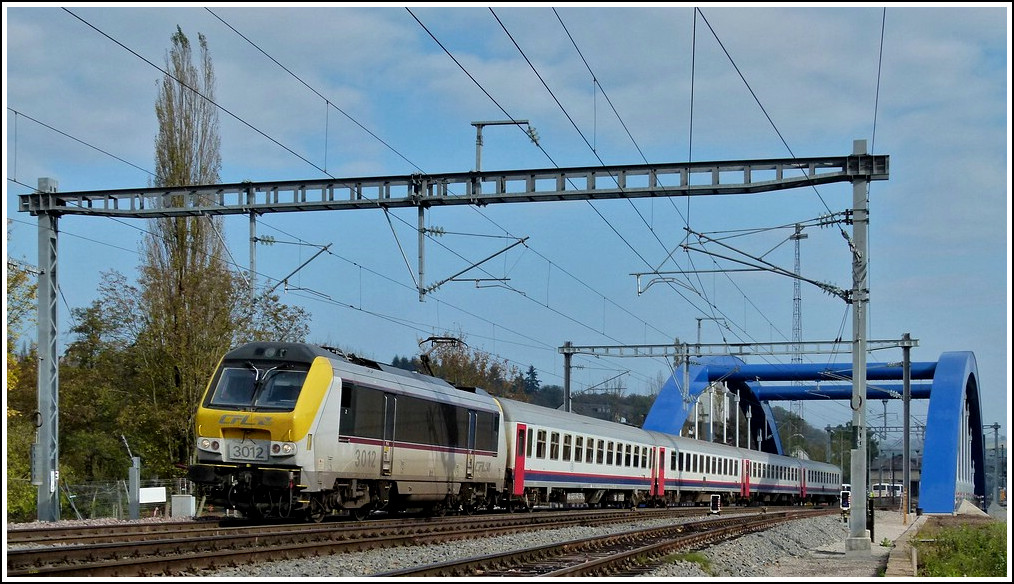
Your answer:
(187, 342), (842, 521)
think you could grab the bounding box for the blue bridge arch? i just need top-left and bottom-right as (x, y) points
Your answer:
(642, 351), (983, 513)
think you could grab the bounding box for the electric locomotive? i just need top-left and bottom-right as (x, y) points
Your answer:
(187, 342), (507, 520)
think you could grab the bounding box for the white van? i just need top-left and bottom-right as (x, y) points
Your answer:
(871, 483), (903, 498)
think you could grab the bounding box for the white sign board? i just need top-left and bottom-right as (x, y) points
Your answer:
(139, 486), (167, 504)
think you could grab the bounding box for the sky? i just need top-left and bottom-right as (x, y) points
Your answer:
(4, 3), (1011, 450)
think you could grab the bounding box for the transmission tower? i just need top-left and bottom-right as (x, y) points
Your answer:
(789, 224), (808, 441)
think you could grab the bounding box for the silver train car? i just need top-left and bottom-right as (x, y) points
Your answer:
(188, 342), (841, 520)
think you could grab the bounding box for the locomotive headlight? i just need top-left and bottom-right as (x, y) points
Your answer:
(198, 438), (221, 452)
(271, 441), (296, 456)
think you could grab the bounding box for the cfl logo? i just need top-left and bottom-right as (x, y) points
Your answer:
(218, 414), (273, 426)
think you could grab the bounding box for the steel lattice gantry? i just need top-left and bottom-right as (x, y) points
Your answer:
(19, 153), (888, 218)
(18, 144), (887, 522)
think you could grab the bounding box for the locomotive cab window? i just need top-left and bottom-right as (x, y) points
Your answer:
(208, 364), (308, 411)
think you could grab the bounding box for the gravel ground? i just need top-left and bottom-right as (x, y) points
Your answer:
(186, 513), (854, 578)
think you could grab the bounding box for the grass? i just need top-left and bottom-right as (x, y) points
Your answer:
(912, 520), (1007, 577)
(661, 551), (714, 575)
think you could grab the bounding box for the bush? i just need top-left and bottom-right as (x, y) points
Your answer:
(914, 521), (1007, 577)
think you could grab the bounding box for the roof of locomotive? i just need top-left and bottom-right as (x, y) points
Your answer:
(224, 341), (460, 388)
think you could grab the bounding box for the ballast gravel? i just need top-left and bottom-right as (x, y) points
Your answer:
(185, 513), (851, 578)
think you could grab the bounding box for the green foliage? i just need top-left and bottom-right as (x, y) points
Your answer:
(390, 355), (419, 371)
(530, 384), (564, 408)
(5, 412), (37, 522)
(663, 551), (713, 575)
(6, 244), (37, 417)
(914, 521), (1007, 577)
(421, 334), (528, 401)
(522, 365), (540, 394)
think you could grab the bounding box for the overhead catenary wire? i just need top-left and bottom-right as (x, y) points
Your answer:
(19, 9), (662, 391)
(8, 7), (893, 403)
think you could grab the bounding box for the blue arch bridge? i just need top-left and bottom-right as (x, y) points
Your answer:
(642, 351), (985, 514)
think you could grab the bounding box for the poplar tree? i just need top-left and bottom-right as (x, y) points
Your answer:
(109, 26), (308, 475)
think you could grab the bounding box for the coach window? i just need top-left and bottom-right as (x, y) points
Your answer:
(587, 437), (595, 463)
(563, 434), (571, 461)
(606, 441), (614, 465)
(625, 444), (632, 467)
(616, 443), (624, 466)
(596, 440), (605, 464)
(536, 430), (547, 458)
(527, 428), (534, 457)
(574, 436), (583, 462)
(550, 432), (560, 460)
(692, 454), (698, 473)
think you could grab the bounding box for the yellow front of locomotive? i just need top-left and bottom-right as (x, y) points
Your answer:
(188, 342), (334, 519)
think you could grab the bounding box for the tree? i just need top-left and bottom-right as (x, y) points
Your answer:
(6, 239), (39, 520)
(523, 365), (540, 394)
(418, 335), (528, 401)
(95, 26), (310, 476)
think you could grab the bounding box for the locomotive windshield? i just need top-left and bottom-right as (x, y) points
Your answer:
(207, 362), (308, 411)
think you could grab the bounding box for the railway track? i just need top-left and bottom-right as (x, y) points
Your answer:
(7, 506), (740, 577)
(374, 508), (838, 578)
